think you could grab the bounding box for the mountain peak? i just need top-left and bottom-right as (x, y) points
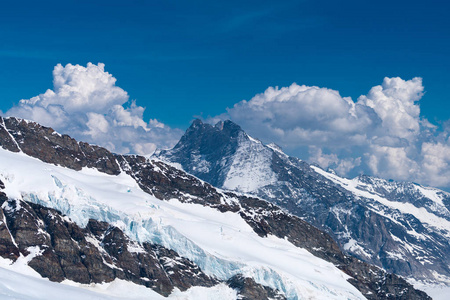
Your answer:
(214, 120), (224, 130)
(190, 118), (204, 127)
(159, 118), (282, 193)
(217, 119), (241, 130)
(182, 119), (243, 143)
(188, 118), (243, 132)
(217, 120), (243, 137)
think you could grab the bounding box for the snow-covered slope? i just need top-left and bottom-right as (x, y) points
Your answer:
(0, 148), (362, 299)
(313, 167), (450, 237)
(222, 133), (277, 193)
(159, 119), (450, 287)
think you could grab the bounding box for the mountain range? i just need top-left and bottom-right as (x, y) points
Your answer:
(0, 116), (443, 299)
(159, 119), (450, 287)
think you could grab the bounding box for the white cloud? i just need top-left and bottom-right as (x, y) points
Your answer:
(309, 147), (361, 175)
(366, 145), (420, 181)
(420, 141), (450, 187)
(212, 77), (450, 190)
(357, 77), (423, 141)
(6, 63), (182, 155)
(85, 112), (110, 136)
(221, 83), (376, 149)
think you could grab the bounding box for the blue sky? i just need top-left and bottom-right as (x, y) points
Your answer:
(1, 0), (450, 189)
(1, 0), (449, 127)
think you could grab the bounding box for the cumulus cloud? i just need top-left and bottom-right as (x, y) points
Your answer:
(212, 77), (450, 190)
(219, 83), (377, 149)
(358, 77), (424, 141)
(309, 147), (362, 176)
(6, 63), (182, 155)
(421, 141), (450, 187)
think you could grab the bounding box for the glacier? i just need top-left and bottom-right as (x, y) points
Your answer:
(0, 147), (365, 299)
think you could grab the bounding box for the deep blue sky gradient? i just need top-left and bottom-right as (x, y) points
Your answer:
(0, 0), (449, 128)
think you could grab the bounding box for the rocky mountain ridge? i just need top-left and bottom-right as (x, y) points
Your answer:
(0, 116), (431, 299)
(159, 119), (450, 285)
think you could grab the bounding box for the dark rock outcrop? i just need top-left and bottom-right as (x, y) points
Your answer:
(227, 274), (286, 300)
(0, 117), (120, 175)
(159, 119), (244, 188)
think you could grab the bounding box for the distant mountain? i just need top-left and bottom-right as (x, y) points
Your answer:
(0, 116), (431, 299)
(159, 119), (450, 286)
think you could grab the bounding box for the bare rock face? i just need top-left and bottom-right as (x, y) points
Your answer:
(0, 193), (20, 261)
(227, 274), (286, 300)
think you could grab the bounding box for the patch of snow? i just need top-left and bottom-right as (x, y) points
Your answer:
(169, 284), (237, 299)
(165, 161), (184, 171)
(266, 143), (289, 158)
(414, 185), (446, 207)
(223, 132), (278, 193)
(385, 251), (405, 260)
(343, 238), (372, 258)
(0, 265), (162, 300)
(191, 154), (211, 173)
(245, 133), (261, 144)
